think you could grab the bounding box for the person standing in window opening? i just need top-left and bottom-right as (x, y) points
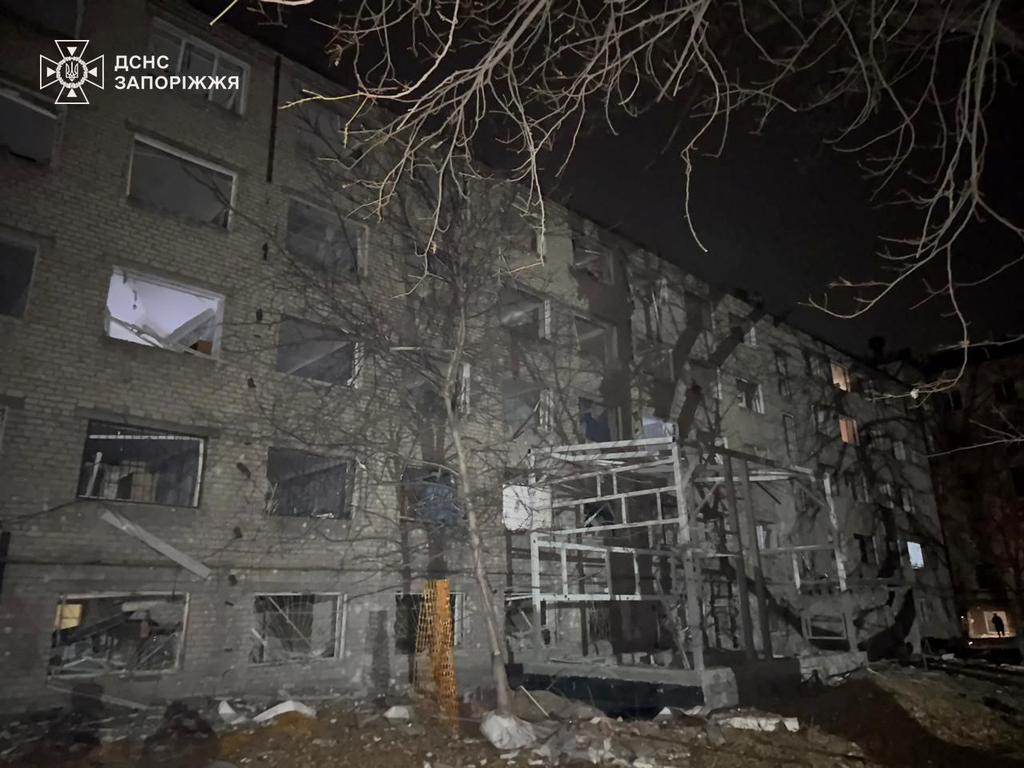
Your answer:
(992, 612), (1006, 638)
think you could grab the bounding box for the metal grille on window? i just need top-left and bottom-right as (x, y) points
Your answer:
(250, 594), (340, 663)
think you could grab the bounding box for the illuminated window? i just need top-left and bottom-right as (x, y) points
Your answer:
(838, 415), (859, 445)
(831, 362), (851, 391)
(906, 540), (924, 569)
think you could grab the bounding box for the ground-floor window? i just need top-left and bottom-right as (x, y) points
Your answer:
(250, 593), (346, 664)
(48, 593), (187, 677)
(394, 591), (463, 653)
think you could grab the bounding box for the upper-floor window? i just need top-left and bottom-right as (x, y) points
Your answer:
(782, 413), (796, 459)
(266, 447), (353, 520)
(285, 200), (363, 278)
(839, 415), (859, 445)
(575, 315), (616, 366)
(736, 378), (764, 414)
(632, 274), (666, 342)
(730, 313), (756, 347)
(808, 354), (829, 381)
(774, 350), (792, 398)
(129, 136), (235, 227)
(579, 397), (617, 442)
(906, 540), (925, 569)
(831, 362), (851, 391)
(499, 285), (550, 340)
(502, 381), (550, 433)
(150, 21), (248, 113)
(0, 233), (36, 318)
(993, 379), (1018, 404)
(571, 235), (614, 283)
(685, 292), (712, 332)
(0, 86), (56, 165)
(275, 315), (358, 386)
(105, 267), (224, 356)
(77, 420), (204, 507)
(0, 0), (80, 35)
(400, 465), (459, 524)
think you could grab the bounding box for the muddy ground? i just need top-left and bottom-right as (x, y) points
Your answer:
(2, 663), (1022, 768)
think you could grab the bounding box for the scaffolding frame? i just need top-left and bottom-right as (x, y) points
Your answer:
(523, 435), (849, 672)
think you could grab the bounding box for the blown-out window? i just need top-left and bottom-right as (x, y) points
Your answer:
(275, 315), (358, 386)
(128, 137), (235, 227)
(77, 421), (204, 507)
(250, 594), (343, 664)
(285, 200), (363, 277)
(394, 592), (462, 652)
(105, 267), (224, 355)
(575, 315), (616, 366)
(149, 20), (248, 112)
(579, 397), (616, 442)
(499, 286), (549, 339)
(502, 381), (550, 433)
(401, 465), (459, 524)
(0, 87), (56, 165)
(266, 447), (353, 519)
(0, 234), (36, 317)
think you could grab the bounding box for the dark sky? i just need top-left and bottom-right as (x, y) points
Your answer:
(199, 1), (1024, 361)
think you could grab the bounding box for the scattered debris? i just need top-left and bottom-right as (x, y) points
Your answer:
(252, 700), (317, 724)
(218, 701), (248, 726)
(480, 713), (536, 750)
(716, 714), (800, 733)
(383, 705), (414, 723)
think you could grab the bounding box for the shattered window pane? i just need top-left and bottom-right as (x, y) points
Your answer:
(499, 286), (546, 339)
(105, 267), (223, 355)
(502, 381), (544, 432)
(736, 378), (764, 413)
(266, 447), (352, 519)
(575, 316), (614, 366)
(394, 592), (459, 653)
(150, 22), (248, 113)
(401, 465), (459, 524)
(0, 236), (36, 317)
(285, 200), (361, 277)
(77, 421), (204, 507)
(129, 138), (234, 227)
(48, 594), (187, 677)
(250, 594), (340, 664)
(579, 397), (615, 442)
(0, 90), (56, 164)
(275, 315), (356, 385)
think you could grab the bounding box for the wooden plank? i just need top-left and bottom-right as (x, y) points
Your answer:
(100, 510), (211, 580)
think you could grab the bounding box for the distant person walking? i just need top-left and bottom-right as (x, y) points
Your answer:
(992, 613), (1006, 638)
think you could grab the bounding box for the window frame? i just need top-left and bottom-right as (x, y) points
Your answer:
(574, 314), (616, 367)
(249, 592), (346, 665)
(150, 18), (250, 114)
(393, 590), (464, 653)
(105, 266), (226, 357)
(284, 197), (367, 277)
(0, 83), (58, 165)
(570, 238), (615, 284)
(774, 350), (792, 398)
(781, 412), (796, 459)
(266, 446), (355, 520)
(498, 285), (551, 340)
(838, 415), (859, 445)
(0, 230), (39, 319)
(76, 420), (206, 508)
(729, 313), (756, 347)
(831, 361), (851, 392)
(735, 377), (765, 414)
(578, 396), (619, 442)
(127, 135), (238, 228)
(275, 314), (361, 387)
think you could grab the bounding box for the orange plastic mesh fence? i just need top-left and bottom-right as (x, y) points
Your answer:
(413, 579), (459, 730)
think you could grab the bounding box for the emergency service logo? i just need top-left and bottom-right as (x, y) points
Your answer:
(40, 40), (104, 105)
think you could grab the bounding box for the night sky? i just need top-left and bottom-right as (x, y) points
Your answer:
(198, 0), (1024, 361)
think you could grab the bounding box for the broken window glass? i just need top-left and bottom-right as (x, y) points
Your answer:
(105, 267), (223, 355)
(499, 286), (548, 339)
(0, 89), (56, 164)
(394, 592), (459, 653)
(149, 22), (248, 113)
(579, 397), (615, 442)
(0, 235), (36, 317)
(736, 378), (764, 413)
(129, 137), (234, 227)
(285, 200), (361, 277)
(266, 447), (352, 519)
(250, 594), (341, 664)
(77, 421), (204, 507)
(571, 235), (613, 283)
(48, 594), (186, 677)
(502, 381), (547, 432)
(401, 465), (460, 524)
(575, 315), (615, 366)
(275, 315), (356, 385)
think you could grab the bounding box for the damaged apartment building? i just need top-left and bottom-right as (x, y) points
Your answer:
(0, 0), (958, 712)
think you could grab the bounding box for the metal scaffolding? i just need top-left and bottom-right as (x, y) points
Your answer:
(521, 435), (849, 672)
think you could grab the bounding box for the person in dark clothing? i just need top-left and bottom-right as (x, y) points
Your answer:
(992, 612), (1006, 638)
